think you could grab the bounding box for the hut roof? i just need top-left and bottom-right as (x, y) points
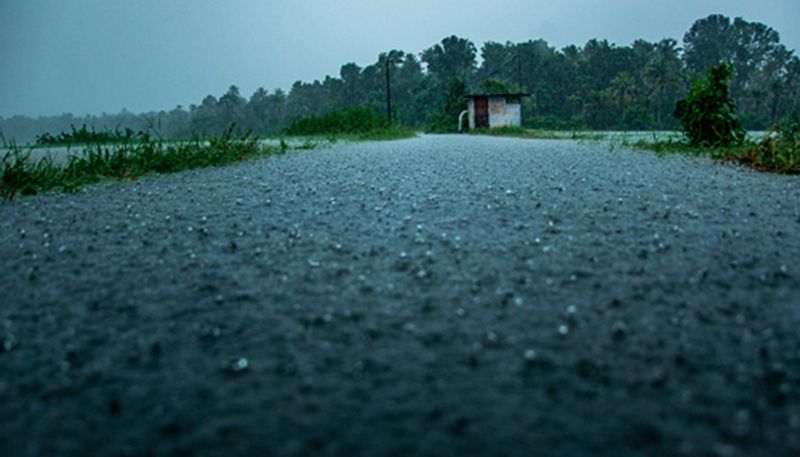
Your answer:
(465, 93), (531, 99)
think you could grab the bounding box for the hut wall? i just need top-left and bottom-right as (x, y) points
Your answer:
(488, 96), (522, 128)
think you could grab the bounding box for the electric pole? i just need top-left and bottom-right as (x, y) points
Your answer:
(385, 58), (393, 124)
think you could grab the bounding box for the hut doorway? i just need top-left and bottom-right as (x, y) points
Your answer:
(474, 97), (489, 128)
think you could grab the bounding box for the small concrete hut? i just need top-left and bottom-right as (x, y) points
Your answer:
(461, 93), (530, 131)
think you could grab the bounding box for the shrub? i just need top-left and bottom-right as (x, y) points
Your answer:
(737, 119), (800, 173)
(285, 107), (388, 136)
(674, 62), (745, 147)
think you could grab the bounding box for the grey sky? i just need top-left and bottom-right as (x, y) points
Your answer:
(1, 0), (797, 117)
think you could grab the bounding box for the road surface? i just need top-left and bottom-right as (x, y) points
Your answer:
(1, 135), (799, 456)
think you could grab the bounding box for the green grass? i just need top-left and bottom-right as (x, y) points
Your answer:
(625, 125), (799, 174)
(285, 106), (388, 136)
(736, 129), (800, 173)
(469, 126), (619, 141)
(469, 124), (798, 174)
(1, 134), (279, 200)
(621, 137), (706, 157)
(35, 124), (148, 146)
(469, 126), (560, 139)
(1, 123), (418, 200)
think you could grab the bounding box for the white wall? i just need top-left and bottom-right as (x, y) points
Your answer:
(468, 99), (476, 130)
(488, 96), (522, 128)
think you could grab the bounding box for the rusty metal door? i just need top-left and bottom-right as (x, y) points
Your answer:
(474, 97), (489, 128)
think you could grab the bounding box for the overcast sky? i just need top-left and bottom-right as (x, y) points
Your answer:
(1, 0), (797, 117)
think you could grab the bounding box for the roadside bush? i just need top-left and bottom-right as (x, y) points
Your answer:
(285, 107), (387, 136)
(674, 62), (745, 147)
(736, 119), (800, 173)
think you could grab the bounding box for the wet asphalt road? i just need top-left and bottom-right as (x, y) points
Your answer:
(1, 135), (799, 456)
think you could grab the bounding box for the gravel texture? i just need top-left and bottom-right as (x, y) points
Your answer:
(1, 134), (799, 457)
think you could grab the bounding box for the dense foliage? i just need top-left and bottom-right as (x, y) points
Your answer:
(1, 14), (798, 143)
(738, 119), (800, 173)
(284, 107), (388, 136)
(675, 63), (745, 147)
(426, 78), (468, 133)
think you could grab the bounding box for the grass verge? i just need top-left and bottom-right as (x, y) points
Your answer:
(1, 134), (275, 200)
(470, 125), (798, 174)
(469, 126), (622, 141)
(626, 124), (799, 174)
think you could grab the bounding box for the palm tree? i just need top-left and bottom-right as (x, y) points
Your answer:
(644, 39), (684, 128)
(609, 72), (637, 116)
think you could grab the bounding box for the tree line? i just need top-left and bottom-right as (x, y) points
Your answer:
(2, 14), (798, 144)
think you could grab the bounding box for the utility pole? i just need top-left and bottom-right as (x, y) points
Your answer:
(385, 58), (393, 124)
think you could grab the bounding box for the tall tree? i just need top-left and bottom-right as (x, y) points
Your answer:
(339, 63), (363, 107)
(393, 53), (426, 125)
(683, 14), (736, 75)
(218, 85), (246, 133)
(421, 36), (477, 84)
(609, 72), (638, 117)
(191, 95), (220, 136)
(683, 14), (790, 127)
(477, 41), (515, 85)
(643, 39), (685, 127)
